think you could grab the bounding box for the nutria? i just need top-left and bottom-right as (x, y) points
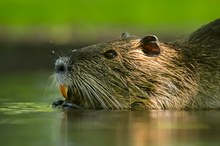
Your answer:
(53, 19), (220, 110)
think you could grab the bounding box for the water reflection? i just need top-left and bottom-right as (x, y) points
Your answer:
(0, 101), (220, 146)
(59, 110), (220, 146)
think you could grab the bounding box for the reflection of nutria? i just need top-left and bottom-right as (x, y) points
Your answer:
(53, 19), (220, 110)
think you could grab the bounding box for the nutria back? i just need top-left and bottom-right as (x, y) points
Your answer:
(54, 19), (220, 110)
(181, 19), (220, 109)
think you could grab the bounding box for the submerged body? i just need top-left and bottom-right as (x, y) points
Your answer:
(54, 19), (220, 110)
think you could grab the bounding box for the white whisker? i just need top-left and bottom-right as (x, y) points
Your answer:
(81, 74), (123, 109)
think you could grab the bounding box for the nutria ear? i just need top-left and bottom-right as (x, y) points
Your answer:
(121, 32), (131, 39)
(140, 35), (161, 57)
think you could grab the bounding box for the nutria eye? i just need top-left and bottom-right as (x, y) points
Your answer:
(104, 50), (117, 59)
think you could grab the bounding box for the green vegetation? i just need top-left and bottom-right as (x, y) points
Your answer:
(0, 0), (219, 29)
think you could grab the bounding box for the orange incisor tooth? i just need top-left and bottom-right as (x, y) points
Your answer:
(60, 84), (68, 98)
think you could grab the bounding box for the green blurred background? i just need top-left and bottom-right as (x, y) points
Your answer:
(0, 0), (219, 73)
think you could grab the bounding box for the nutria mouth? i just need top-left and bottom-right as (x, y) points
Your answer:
(60, 85), (83, 106)
(53, 19), (220, 110)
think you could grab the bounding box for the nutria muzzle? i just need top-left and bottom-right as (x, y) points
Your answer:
(55, 57), (73, 101)
(54, 57), (85, 109)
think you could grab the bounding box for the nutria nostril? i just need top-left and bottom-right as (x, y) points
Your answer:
(55, 63), (66, 73)
(55, 57), (70, 73)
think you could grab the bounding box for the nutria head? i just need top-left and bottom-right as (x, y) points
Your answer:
(54, 19), (220, 110)
(54, 33), (173, 109)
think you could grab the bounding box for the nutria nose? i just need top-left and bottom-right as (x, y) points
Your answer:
(55, 57), (69, 73)
(55, 64), (66, 73)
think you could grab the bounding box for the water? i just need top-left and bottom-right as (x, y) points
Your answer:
(0, 72), (220, 146)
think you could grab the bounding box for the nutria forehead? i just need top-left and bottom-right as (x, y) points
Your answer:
(73, 37), (140, 54)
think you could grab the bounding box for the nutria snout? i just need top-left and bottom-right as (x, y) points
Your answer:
(53, 19), (220, 110)
(55, 58), (69, 73)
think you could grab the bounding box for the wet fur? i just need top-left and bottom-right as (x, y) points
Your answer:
(55, 19), (220, 110)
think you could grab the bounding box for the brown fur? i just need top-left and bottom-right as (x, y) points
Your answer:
(54, 19), (220, 110)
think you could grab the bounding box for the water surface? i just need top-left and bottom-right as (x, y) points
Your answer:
(0, 73), (220, 146)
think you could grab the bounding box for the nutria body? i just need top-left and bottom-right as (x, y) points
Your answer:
(54, 19), (220, 110)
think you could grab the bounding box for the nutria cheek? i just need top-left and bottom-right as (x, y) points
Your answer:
(60, 84), (68, 98)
